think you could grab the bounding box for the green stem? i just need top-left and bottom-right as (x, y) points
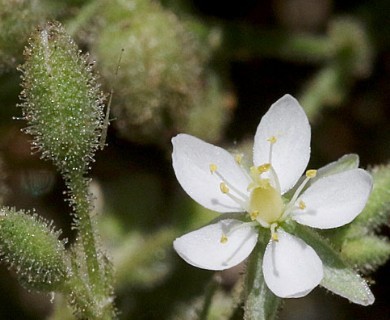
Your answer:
(65, 171), (116, 319)
(220, 24), (332, 63)
(243, 233), (282, 320)
(65, 0), (103, 37)
(67, 171), (100, 288)
(199, 275), (221, 320)
(299, 64), (349, 121)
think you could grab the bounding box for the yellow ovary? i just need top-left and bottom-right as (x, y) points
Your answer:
(249, 182), (284, 224)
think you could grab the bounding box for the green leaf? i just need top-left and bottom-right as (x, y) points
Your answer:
(289, 223), (374, 306)
(352, 163), (390, 230)
(243, 233), (282, 320)
(342, 235), (390, 273)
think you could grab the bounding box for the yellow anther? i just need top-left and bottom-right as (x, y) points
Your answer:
(220, 234), (228, 244)
(258, 163), (271, 173)
(209, 163), (217, 174)
(250, 211), (259, 221)
(267, 136), (277, 144)
(306, 169), (317, 178)
(298, 200), (306, 210)
(220, 182), (229, 194)
(234, 153), (243, 165)
(270, 223), (279, 241)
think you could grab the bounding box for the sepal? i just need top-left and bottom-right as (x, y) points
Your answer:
(285, 153), (359, 199)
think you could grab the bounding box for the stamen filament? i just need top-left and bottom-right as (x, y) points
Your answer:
(267, 136), (277, 164)
(224, 192), (249, 211)
(269, 166), (281, 194)
(270, 223), (278, 241)
(281, 169), (317, 220)
(225, 221), (258, 236)
(214, 170), (248, 202)
(218, 221), (259, 245)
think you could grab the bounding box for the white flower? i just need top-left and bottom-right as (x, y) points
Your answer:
(172, 94), (373, 298)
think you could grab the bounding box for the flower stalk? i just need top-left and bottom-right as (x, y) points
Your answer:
(17, 20), (115, 319)
(243, 232), (282, 320)
(66, 171), (100, 289)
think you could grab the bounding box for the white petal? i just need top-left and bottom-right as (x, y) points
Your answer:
(263, 230), (323, 298)
(174, 219), (258, 270)
(253, 95), (311, 194)
(293, 169), (373, 229)
(172, 134), (250, 212)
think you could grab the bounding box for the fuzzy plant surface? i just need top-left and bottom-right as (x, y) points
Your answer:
(0, 21), (116, 320)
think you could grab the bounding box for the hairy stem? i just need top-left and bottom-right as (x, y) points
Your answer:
(243, 233), (282, 320)
(67, 171), (100, 289)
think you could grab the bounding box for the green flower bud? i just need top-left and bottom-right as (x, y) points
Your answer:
(93, 0), (223, 145)
(0, 208), (68, 291)
(19, 21), (105, 175)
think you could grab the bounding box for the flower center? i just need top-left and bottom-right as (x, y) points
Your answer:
(249, 181), (284, 225)
(208, 135), (318, 244)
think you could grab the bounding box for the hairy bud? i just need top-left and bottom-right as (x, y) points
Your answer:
(19, 21), (105, 175)
(0, 208), (68, 291)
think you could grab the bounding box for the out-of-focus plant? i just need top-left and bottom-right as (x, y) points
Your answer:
(64, 0), (233, 146)
(0, 0), (47, 72)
